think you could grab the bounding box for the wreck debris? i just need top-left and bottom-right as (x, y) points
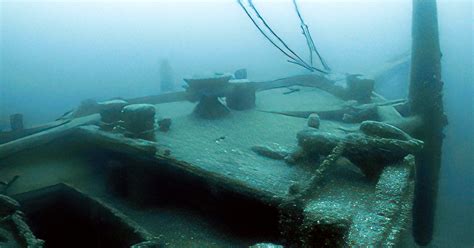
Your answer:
(184, 73), (232, 119)
(262, 98), (409, 124)
(342, 104), (379, 123)
(121, 104), (156, 140)
(0, 62), (423, 246)
(0, 114), (100, 160)
(254, 74), (345, 97)
(0, 194), (44, 247)
(347, 156), (414, 246)
(0, 119), (71, 145)
(0, 194), (19, 217)
(251, 144), (289, 160)
(299, 141), (346, 199)
(157, 118), (172, 132)
(360, 120), (413, 141)
(385, 115), (423, 136)
(296, 130), (423, 179)
(307, 113), (320, 129)
(77, 126), (157, 156)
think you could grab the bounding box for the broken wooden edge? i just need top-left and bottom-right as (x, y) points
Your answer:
(347, 155), (414, 246)
(0, 114), (100, 160)
(13, 183), (155, 246)
(127, 91), (188, 105)
(0, 119), (71, 145)
(299, 156), (414, 247)
(74, 125), (287, 208)
(56, 74), (343, 122)
(0, 118), (290, 208)
(1, 211), (44, 247)
(75, 125), (298, 244)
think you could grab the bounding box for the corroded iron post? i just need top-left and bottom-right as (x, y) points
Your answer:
(409, 0), (447, 245)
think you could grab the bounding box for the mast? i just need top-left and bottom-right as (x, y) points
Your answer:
(409, 0), (447, 245)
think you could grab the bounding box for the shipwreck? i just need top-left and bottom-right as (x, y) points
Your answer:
(0, 0), (445, 247)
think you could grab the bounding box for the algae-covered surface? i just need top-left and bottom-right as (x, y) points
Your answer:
(0, 144), (257, 247)
(153, 87), (355, 198)
(0, 86), (412, 247)
(256, 86), (346, 113)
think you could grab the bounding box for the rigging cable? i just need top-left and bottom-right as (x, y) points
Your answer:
(292, 0), (331, 71)
(237, 0), (328, 73)
(237, 0), (299, 64)
(247, 0), (310, 69)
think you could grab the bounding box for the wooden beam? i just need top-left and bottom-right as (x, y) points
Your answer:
(0, 119), (70, 144)
(409, 0), (447, 245)
(0, 114), (100, 160)
(74, 126), (285, 207)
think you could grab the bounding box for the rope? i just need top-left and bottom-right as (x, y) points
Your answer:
(299, 141), (346, 200)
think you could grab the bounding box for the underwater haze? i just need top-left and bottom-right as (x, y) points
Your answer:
(1, 0), (473, 247)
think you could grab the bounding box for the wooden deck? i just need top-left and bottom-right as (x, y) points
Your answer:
(0, 84), (414, 246)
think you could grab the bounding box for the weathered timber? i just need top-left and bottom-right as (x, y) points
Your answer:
(259, 99), (405, 122)
(360, 120), (413, 141)
(253, 74), (346, 98)
(409, 0), (447, 245)
(347, 156), (414, 246)
(74, 125), (286, 206)
(2, 212), (45, 247)
(76, 125), (157, 157)
(297, 130), (422, 179)
(385, 115), (423, 135)
(13, 183), (154, 247)
(0, 194), (44, 247)
(251, 144), (290, 160)
(56, 74), (369, 122)
(298, 156), (414, 247)
(299, 141), (346, 200)
(0, 119), (70, 144)
(0, 114), (100, 160)
(0, 194), (19, 216)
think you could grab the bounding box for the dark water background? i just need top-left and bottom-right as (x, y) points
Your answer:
(1, 1), (472, 247)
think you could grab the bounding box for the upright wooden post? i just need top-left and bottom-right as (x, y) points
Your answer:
(409, 0), (447, 245)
